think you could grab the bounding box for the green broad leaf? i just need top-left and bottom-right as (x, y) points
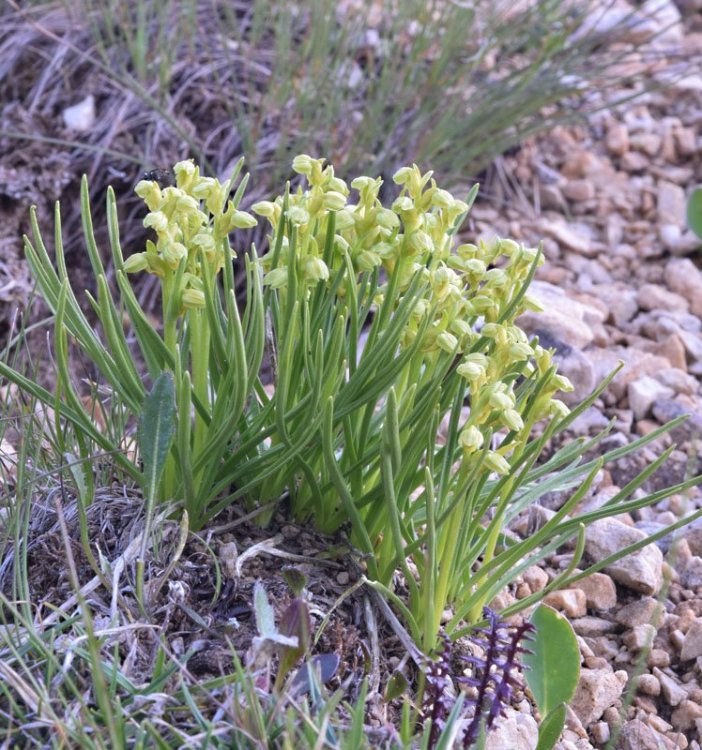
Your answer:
(384, 670), (409, 702)
(137, 372), (175, 497)
(687, 187), (702, 240)
(536, 703), (567, 750)
(523, 604), (580, 718)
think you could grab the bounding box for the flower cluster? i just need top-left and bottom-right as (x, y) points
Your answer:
(254, 156), (574, 476)
(126, 160), (256, 312)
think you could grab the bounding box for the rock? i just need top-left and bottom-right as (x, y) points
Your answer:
(653, 667), (687, 706)
(648, 335), (688, 372)
(617, 719), (673, 750)
(585, 518), (664, 595)
(647, 648), (671, 668)
(523, 566), (549, 593)
(484, 707), (538, 750)
(590, 722), (610, 744)
(636, 283), (689, 314)
(652, 398), (702, 441)
(655, 368), (698, 395)
(543, 589), (587, 618)
(621, 151), (649, 172)
(570, 668), (627, 725)
(671, 699), (702, 733)
(574, 572), (617, 611)
(627, 376), (675, 420)
(595, 283), (639, 326)
(665, 258), (702, 318)
(517, 281), (602, 349)
(585, 347), (671, 401)
(687, 523), (702, 557)
(568, 406), (611, 435)
(636, 673), (661, 696)
(539, 219), (594, 257)
(682, 556), (702, 589)
(606, 122), (630, 156)
(63, 94), (96, 132)
(680, 618), (702, 661)
(623, 623), (657, 651)
(640, 0), (684, 43)
(563, 179), (596, 202)
(570, 616), (619, 637)
(658, 181), (686, 225)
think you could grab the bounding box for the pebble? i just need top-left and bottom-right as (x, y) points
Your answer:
(615, 598), (664, 627)
(544, 589), (587, 618)
(657, 181), (687, 225)
(671, 700), (702, 733)
(653, 667), (688, 707)
(628, 376), (675, 421)
(585, 518), (664, 595)
(665, 259), (702, 318)
(623, 623), (657, 651)
(570, 668), (627, 725)
(637, 673), (662, 696)
(682, 557), (702, 590)
(484, 707), (538, 750)
(574, 572), (617, 611)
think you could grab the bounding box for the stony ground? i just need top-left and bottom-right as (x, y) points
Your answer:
(473, 2), (702, 748)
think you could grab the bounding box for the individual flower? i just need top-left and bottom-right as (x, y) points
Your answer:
(459, 425), (484, 454)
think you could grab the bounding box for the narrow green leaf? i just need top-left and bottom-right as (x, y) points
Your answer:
(523, 604), (580, 717)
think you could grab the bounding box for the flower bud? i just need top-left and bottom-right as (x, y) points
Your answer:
(501, 409), (524, 432)
(135, 180), (163, 212)
(303, 256), (329, 283)
(484, 451), (510, 475)
(508, 342), (534, 361)
(408, 230), (433, 255)
(457, 243), (480, 260)
(375, 207), (400, 230)
(286, 206), (310, 226)
(499, 238), (521, 256)
(457, 360), (486, 381)
(143, 211), (169, 233)
(252, 201), (277, 217)
(333, 209), (355, 231)
(484, 268), (508, 287)
(322, 191), (347, 212)
(553, 374), (574, 392)
(436, 331), (458, 353)
(326, 176), (349, 195)
(523, 295), (544, 312)
(459, 425), (484, 454)
(392, 196), (414, 213)
(264, 267), (289, 288)
(230, 210), (257, 229)
(357, 250), (381, 272)
(162, 241), (187, 268)
(489, 389), (514, 411)
(181, 288), (205, 309)
(123, 252), (149, 273)
(548, 399), (570, 419)
(292, 154), (316, 176)
(431, 188), (454, 209)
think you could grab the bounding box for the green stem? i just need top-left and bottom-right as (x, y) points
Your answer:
(190, 308), (211, 475)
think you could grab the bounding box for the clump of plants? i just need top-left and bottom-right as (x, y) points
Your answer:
(4, 155), (701, 659)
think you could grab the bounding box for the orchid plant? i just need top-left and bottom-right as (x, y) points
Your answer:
(4, 156), (701, 652)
